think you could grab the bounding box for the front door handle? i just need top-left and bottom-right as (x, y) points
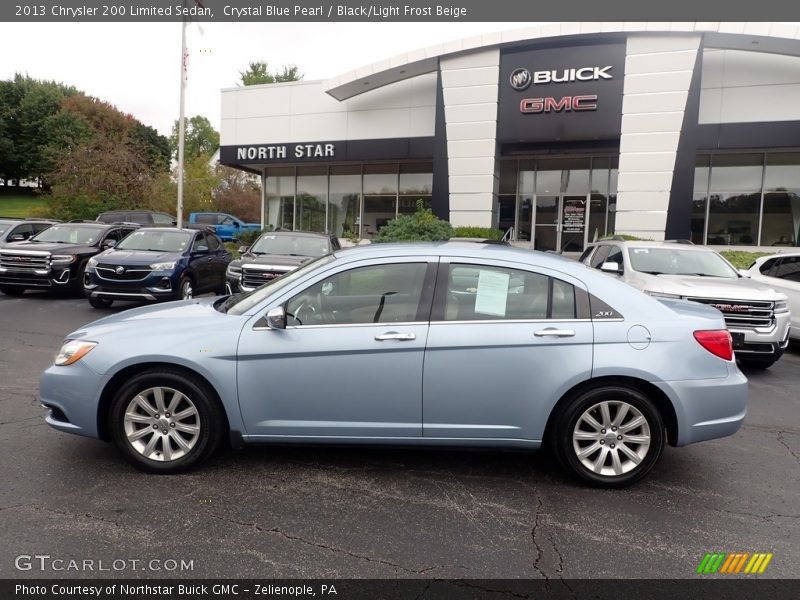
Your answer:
(375, 332), (416, 341)
(534, 328), (575, 337)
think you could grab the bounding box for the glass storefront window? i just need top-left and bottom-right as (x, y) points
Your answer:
(329, 166), (361, 238)
(517, 161), (534, 241)
(363, 164), (398, 237)
(265, 167), (295, 230)
(588, 158), (610, 243)
(399, 163), (433, 216)
(296, 166), (327, 233)
(707, 154), (764, 246)
(762, 153), (800, 246)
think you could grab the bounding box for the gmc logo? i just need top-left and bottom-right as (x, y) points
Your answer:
(710, 304), (750, 313)
(520, 95), (598, 113)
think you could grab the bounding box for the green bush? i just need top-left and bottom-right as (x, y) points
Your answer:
(452, 226), (503, 240)
(374, 201), (453, 243)
(719, 250), (772, 270)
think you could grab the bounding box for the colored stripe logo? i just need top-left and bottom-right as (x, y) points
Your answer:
(696, 552), (773, 574)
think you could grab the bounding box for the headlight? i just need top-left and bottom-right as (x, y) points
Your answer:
(51, 254), (76, 264)
(775, 300), (789, 313)
(227, 264), (242, 275)
(87, 257), (98, 268)
(150, 261), (176, 271)
(54, 340), (97, 366)
(644, 290), (682, 299)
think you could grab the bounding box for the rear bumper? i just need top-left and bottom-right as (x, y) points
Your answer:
(654, 365), (748, 447)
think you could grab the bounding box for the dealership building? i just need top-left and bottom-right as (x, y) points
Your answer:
(219, 22), (800, 252)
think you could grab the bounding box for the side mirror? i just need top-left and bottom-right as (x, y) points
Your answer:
(233, 222), (241, 228)
(600, 261), (622, 274)
(9, 234), (26, 242)
(238, 245), (249, 254)
(266, 306), (286, 330)
(739, 269), (750, 278)
(102, 239), (116, 249)
(193, 245), (209, 255)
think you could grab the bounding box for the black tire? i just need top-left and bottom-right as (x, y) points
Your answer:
(108, 369), (225, 474)
(176, 275), (194, 301)
(88, 296), (113, 309)
(738, 358), (776, 370)
(551, 385), (665, 488)
(0, 287), (25, 296)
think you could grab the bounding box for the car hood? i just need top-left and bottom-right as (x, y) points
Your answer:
(233, 254), (313, 268)
(96, 249), (182, 266)
(68, 298), (228, 338)
(632, 273), (785, 300)
(0, 241), (97, 254)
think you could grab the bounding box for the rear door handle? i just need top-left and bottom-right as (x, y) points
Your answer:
(534, 328), (575, 337)
(375, 332), (416, 341)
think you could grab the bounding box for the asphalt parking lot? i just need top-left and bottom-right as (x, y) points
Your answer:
(0, 291), (798, 580)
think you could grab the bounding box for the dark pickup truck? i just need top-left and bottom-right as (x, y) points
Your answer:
(0, 222), (139, 295)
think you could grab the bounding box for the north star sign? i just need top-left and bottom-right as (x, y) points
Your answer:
(236, 143), (335, 161)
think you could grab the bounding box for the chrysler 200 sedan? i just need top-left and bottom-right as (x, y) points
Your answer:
(40, 243), (747, 487)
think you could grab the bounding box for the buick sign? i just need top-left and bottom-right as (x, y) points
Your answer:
(509, 68), (531, 91)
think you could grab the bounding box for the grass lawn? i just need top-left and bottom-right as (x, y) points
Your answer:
(0, 194), (47, 218)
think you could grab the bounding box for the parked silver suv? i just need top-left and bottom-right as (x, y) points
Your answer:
(580, 240), (791, 369)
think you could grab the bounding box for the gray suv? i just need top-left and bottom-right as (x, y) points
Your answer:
(580, 240), (791, 369)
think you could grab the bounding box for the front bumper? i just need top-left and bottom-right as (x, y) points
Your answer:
(40, 361), (104, 439)
(731, 311), (792, 360)
(0, 266), (77, 289)
(654, 364), (748, 447)
(84, 269), (177, 302)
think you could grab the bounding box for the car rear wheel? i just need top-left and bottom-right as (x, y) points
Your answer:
(109, 370), (224, 473)
(88, 296), (113, 309)
(552, 386), (665, 488)
(0, 287), (25, 296)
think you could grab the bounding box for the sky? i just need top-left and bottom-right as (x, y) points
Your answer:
(0, 22), (523, 137)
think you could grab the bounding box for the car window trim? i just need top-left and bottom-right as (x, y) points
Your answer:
(430, 258), (589, 323)
(268, 258), (438, 329)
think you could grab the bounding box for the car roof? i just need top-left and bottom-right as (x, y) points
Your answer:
(263, 230), (332, 238)
(333, 241), (582, 271)
(753, 252), (800, 262)
(135, 227), (200, 234)
(593, 240), (714, 252)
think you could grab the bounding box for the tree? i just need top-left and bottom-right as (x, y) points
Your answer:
(239, 61), (302, 86)
(170, 115), (219, 161)
(213, 164), (260, 222)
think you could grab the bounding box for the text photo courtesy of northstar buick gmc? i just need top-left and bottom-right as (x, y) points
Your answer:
(40, 243), (747, 488)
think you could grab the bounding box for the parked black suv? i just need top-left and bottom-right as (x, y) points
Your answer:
(96, 210), (176, 227)
(225, 231), (340, 293)
(0, 218), (58, 247)
(0, 222), (139, 295)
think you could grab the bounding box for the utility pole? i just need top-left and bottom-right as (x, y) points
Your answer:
(176, 4), (188, 229)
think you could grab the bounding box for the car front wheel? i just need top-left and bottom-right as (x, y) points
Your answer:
(177, 276), (193, 300)
(738, 358), (776, 370)
(552, 386), (665, 488)
(108, 370), (225, 473)
(88, 296), (113, 309)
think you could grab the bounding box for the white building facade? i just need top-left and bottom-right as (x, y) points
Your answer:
(220, 22), (800, 251)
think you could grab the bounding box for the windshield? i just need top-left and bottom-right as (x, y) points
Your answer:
(225, 254), (336, 316)
(31, 225), (102, 245)
(117, 230), (191, 252)
(250, 234), (330, 257)
(628, 247), (739, 278)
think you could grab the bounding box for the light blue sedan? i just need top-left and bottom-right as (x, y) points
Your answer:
(40, 243), (747, 487)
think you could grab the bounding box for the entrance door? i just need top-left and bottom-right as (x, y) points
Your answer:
(533, 196), (558, 251)
(532, 195), (587, 253)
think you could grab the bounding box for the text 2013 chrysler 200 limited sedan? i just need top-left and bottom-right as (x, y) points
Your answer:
(40, 243), (747, 487)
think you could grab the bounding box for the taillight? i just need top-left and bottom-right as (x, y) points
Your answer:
(693, 330), (733, 361)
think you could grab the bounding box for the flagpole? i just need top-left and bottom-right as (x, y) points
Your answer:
(176, 2), (188, 228)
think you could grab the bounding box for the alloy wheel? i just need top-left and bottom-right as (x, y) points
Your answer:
(572, 400), (651, 477)
(123, 386), (200, 462)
